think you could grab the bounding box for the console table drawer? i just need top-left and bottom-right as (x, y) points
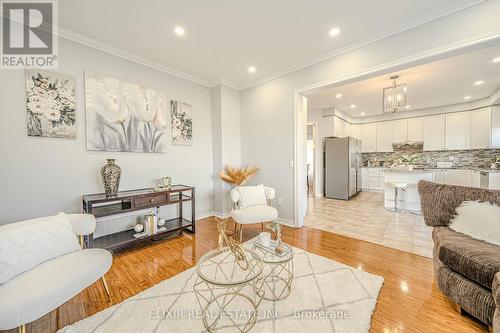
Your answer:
(135, 194), (167, 208)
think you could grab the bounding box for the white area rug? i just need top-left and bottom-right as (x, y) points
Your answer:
(59, 245), (384, 333)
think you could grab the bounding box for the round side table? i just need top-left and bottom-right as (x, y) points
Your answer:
(251, 241), (294, 301)
(193, 247), (264, 332)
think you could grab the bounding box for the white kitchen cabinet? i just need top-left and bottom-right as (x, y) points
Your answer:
(323, 116), (333, 138)
(362, 123), (377, 152)
(351, 124), (362, 141)
(443, 169), (471, 187)
(445, 112), (469, 150)
(469, 108), (491, 149)
(361, 168), (369, 190)
(392, 120), (407, 143)
(329, 116), (350, 138)
(423, 115), (444, 151)
(492, 106), (500, 148)
(376, 122), (394, 152)
(489, 173), (500, 190)
(432, 170), (444, 183)
(469, 170), (482, 188)
(367, 168), (385, 192)
(407, 118), (424, 142)
(345, 122), (351, 138)
(333, 116), (343, 137)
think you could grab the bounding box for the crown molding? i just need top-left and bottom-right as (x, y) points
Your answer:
(240, 0), (487, 91)
(57, 28), (213, 88)
(210, 79), (241, 91)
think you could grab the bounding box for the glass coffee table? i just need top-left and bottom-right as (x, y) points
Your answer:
(193, 247), (264, 332)
(250, 240), (294, 301)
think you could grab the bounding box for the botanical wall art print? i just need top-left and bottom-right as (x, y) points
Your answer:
(85, 72), (168, 153)
(26, 69), (76, 139)
(171, 100), (193, 145)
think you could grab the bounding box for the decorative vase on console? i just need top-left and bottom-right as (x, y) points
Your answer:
(101, 159), (121, 197)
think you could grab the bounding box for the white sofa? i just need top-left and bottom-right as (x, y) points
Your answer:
(230, 185), (278, 241)
(0, 214), (112, 332)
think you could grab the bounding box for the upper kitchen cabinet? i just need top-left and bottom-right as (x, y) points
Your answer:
(469, 108), (491, 149)
(392, 120), (407, 143)
(325, 115), (350, 138)
(333, 116), (344, 137)
(350, 124), (362, 141)
(376, 122), (394, 152)
(361, 123), (377, 152)
(493, 105), (500, 148)
(423, 115), (444, 151)
(407, 118), (424, 142)
(445, 112), (469, 150)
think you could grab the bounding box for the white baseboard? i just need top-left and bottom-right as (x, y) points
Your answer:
(196, 212), (296, 228)
(196, 211), (231, 220)
(278, 218), (296, 228)
(212, 211), (231, 219)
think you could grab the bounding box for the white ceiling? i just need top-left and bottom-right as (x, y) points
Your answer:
(58, 0), (483, 89)
(307, 44), (500, 116)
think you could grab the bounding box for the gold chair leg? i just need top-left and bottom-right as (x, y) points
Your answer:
(261, 222), (264, 231)
(239, 224), (243, 242)
(101, 276), (111, 302)
(19, 324), (26, 333)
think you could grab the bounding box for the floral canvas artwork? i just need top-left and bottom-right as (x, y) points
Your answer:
(26, 70), (76, 139)
(171, 100), (192, 145)
(85, 72), (168, 153)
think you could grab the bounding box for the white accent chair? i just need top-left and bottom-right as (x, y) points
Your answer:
(230, 186), (279, 241)
(0, 214), (112, 333)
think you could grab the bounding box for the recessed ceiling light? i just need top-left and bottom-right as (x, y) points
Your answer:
(350, 104), (356, 109)
(360, 112), (366, 116)
(405, 105), (411, 109)
(335, 93), (342, 99)
(248, 66), (256, 73)
(474, 80), (484, 86)
(174, 26), (185, 36)
(464, 95), (472, 100)
(329, 27), (341, 37)
(492, 57), (500, 63)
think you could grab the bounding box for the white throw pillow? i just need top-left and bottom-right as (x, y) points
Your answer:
(450, 201), (500, 246)
(237, 184), (268, 209)
(0, 213), (81, 284)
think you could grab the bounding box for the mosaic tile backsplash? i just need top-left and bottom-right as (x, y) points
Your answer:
(362, 145), (500, 169)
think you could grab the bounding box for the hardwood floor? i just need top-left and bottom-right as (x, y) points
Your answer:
(3, 217), (488, 333)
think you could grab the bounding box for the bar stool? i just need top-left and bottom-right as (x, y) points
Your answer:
(386, 182), (407, 212)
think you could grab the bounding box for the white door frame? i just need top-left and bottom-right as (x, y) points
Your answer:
(307, 120), (318, 198)
(293, 33), (500, 227)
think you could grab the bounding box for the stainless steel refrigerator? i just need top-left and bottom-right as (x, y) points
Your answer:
(324, 137), (362, 200)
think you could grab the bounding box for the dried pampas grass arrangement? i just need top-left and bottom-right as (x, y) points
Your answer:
(219, 165), (259, 186)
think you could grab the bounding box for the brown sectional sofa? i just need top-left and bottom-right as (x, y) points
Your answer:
(418, 180), (500, 331)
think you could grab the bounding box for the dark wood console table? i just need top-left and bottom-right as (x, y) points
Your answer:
(82, 185), (195, 252)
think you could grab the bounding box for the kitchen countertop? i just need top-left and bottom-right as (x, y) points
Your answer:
(362, 166), (500, 173)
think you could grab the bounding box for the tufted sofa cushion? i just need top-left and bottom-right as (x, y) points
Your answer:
(0, 213), (80, 284)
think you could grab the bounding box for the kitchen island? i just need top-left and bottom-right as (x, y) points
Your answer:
(384, 169), (434, 213)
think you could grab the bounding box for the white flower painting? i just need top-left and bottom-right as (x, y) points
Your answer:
(26, 70), (76, 139)
(85, 72), (168, 153)
(171, 100), (193, 145)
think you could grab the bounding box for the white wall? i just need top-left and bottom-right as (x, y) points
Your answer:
(212, 85), (241, 215)
(0, 38), (214, 225)
(240, 0), (500, 222)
